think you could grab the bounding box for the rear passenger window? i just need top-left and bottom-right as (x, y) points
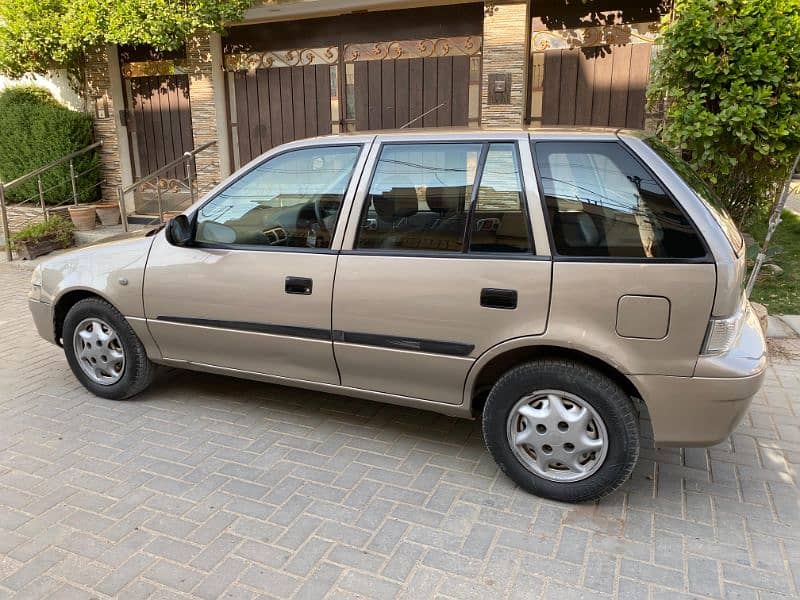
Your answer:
(533, 142), (706, 259)
(356, 142), (531, 254)
(470, 144), (530, 253)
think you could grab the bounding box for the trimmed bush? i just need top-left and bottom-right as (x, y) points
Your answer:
(0, 85), (100, 204)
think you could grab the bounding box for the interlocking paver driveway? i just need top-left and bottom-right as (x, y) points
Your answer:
(0, 264), (798, 599)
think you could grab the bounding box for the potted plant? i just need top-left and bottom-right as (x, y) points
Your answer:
(10, 215), (74, 260)
(95, 201), (121, 226)
(67, 204), (97, 231)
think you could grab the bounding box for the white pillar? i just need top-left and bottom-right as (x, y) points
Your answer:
(209, 32), (232, 179)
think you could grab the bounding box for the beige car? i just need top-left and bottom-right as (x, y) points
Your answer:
(28, 129), (766, 502)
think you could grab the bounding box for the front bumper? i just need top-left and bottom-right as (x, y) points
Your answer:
(632, 301), (767, 447)
(29, 298), (56, 345)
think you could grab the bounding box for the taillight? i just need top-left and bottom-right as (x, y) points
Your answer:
(701, 313), (742, 355)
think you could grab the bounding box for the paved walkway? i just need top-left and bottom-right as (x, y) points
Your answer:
(0, 265), (798, 599)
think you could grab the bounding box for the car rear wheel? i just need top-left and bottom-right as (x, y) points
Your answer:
(482, 359), (639, 503)
(63, 297), (154, 400)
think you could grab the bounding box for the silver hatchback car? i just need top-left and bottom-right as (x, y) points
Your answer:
(28, 129), (766, 502)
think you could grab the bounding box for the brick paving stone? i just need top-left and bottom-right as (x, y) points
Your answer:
(0, 264), (798, 598)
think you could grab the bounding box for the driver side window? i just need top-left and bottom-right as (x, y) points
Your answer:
(195, 145), (361, 249)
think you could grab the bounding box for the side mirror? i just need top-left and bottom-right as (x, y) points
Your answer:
(166, 214), (193, 246)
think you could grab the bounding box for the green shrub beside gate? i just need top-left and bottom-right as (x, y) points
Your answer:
(0, 85), (99, 204)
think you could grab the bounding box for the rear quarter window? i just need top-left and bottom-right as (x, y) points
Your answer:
(533, 141), (707, 260)
(644, 137), (744, 254)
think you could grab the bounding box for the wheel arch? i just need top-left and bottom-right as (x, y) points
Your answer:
(53, 288), (116, 346)
(464, 340), (643, 416)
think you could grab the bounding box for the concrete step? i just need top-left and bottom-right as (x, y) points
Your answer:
(779, 315), (800, 336)
(768, 315), (800, 338)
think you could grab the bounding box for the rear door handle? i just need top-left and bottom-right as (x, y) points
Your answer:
(285, 276), (313, 295)
(481, 288), (517, 309)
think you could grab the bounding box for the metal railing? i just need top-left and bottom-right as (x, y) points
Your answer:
(117, 140), (217, 232)
(1, 141), (104, 261)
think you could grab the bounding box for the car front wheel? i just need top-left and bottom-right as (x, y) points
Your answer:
(482, 359), (639, 503)
(63, 297), (154, 400)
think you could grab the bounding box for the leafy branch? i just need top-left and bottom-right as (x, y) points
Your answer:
(0, 0), (252, 77)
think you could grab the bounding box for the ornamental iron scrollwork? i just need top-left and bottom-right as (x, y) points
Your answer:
(224, 46), (339, 71)
(136, 177), (194, 195)
(342, 36), (481, 62)
(531, 22), (659, 52)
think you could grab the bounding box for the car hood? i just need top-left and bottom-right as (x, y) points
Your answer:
(86, 225), (163, 247)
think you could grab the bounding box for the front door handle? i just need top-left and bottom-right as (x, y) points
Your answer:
(481, 288), (517, 309)
(285, 276), (313, 295)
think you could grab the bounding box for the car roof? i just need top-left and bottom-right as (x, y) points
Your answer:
(306, 126), (636, 143)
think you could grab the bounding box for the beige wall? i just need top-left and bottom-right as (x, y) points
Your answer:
(0, 71), (84, 111)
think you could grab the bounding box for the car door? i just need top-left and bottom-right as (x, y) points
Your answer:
(331, 133), (552, 405)
(144, 141), (368, 384)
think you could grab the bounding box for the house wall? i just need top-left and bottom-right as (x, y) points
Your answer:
(481, 1), (529, 128)
(0, 71), (83, 111)
(85, 0), (669, 208)
(85, 47), (125, 203)
(186, 34), (223, 196)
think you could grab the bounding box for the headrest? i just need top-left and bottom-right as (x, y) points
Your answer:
(560, 211), (600, 247)
(496, 212), (527, 238)
(425, 187), (464, 215)
(373, 187), (418, 220)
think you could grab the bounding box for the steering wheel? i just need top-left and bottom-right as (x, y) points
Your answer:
(313, 196), (329, 232)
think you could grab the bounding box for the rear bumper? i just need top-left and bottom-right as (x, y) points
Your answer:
(29, 299), (56, 345)
(631, 371), (764, 446)
(632, 301), (767, 447)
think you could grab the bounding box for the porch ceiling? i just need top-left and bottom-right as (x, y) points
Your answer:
(240, 0), (481, 25)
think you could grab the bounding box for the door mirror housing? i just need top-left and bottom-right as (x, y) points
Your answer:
(166, 214), (193, 246)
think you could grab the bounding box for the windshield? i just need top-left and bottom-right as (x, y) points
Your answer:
(645, 137), (744, 254)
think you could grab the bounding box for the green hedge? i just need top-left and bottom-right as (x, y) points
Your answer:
(0, 85), (100, 204)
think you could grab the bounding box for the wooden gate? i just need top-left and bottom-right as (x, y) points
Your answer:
(529, 22), (659, 129)
(222, 4), (484, 169)
(226, 50), (338, 166)
(344, 37), (480, 131)
(225, 37), (481, 168)
(121, 61), (194, 180)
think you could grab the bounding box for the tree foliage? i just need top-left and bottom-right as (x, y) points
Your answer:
(648, 0), (800, 225)
(0, 0), (251, 77)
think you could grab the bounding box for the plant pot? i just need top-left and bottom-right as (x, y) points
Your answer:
(95, 202), (121, 226)
(162, 211), (183, 222)
(67, 205), (97, 231)
(14, 233), (72, 260)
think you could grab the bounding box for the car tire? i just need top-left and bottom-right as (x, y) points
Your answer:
(63, 297), (154, 400)
(482, 359), (639, 503)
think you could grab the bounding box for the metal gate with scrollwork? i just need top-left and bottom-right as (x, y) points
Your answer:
(225, 36), (481, 168)
(222, 3), (484, 169)
(226, 49), (339, 166)
(343, 36), (480, 132)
